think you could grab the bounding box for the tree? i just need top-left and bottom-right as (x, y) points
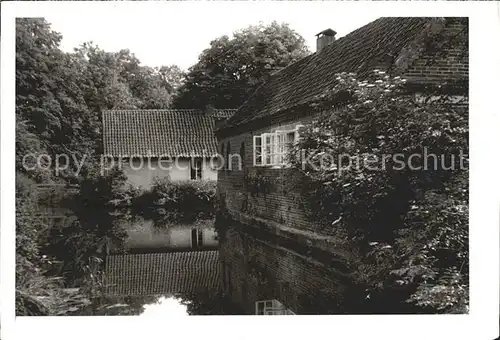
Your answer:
(16, 18), (98, 168)
(173, 21), (310, 109)
(15, 18), (187, 315)
(16, 19), (184, 179)
(115, 50), (183, 109)
(16, 18), (64, 142)
(74, 44), (183, 113)
(38, 163), (131, 283)
(290, 71), (468, 313)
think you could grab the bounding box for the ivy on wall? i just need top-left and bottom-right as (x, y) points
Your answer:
(288, 71), (468, 314)
(243, 170), (273, 196)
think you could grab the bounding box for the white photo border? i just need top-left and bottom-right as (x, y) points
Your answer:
(1, 1), (499, 340)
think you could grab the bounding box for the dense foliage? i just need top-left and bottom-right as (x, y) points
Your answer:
(15, 166), (134, 315)
(15, 18), (182, 314)
(73, 43), (184, 114)
(16, 18), (183, 176)
(14, 17), (309, 315)
(38, 167), (133, 283)
(290, 72), (468, 313)
(173, 21), (310, 109)
(133, 178), (217, 225)
(15, 174), (85, 315)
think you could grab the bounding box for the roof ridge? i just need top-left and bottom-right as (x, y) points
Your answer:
(224, 18), (388, 129)
(268, 17), (386, 80)
(103, 109), (199, 112)
(102, 108), (227, 156)
(107, 250), (219, 257)
(221, 17), (443, 134)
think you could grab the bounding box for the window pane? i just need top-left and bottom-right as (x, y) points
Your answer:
(195, 159), (202, 179)
(265, 135), (273, 165)
(255, 145), (262, 165)
(265, 154), (271, 164)
(265, 144), (272, 154)
(191, 229), (197, 248)
(256, 301), (264, 315)
(226, 142), (231, 170)
(198, 230), (203, 246)
(254, 136), (262, 166)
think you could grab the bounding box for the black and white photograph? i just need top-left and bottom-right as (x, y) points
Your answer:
(1, 1), (499, 340)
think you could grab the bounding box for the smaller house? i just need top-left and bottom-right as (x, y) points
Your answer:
(103, 109), (235, 190)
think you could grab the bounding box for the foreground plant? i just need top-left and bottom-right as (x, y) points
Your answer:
(290, 71), (468, 313)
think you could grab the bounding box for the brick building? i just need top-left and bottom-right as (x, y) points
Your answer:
(215, 17), (468, 314)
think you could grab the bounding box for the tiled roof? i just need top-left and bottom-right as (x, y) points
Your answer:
(104, 250), (220, 296)
(220, 17), (441, 131)
(103, 109), (236, 157)
(208, 109), (236, 119)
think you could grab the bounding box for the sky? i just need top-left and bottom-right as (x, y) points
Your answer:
(44, 2), (380, 71)
(140, 296), (188, 316)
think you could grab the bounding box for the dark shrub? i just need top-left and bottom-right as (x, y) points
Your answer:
(132, 178), (217, 225)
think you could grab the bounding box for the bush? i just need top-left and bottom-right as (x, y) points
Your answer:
(16, 173), (43, 264)
(290, 72), (468, 313)
(132, 178), (217, 225)
(16, 173), (92, 316)
(39, 166), (130, 282)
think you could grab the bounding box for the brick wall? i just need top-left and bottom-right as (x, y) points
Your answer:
(219, 224), (350, 314)
(217, 122), (352, 313)
(403, 18), (468, 84)
(218, 116), (319, 233)
(217, 18), (468, 230)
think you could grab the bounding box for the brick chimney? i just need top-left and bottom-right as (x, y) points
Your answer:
(316, 28), (337, 53)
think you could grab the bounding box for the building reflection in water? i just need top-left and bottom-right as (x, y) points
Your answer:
(110, 218), (219, 253)
(95, 218), (242, 315)
(140, 296), (188, 316)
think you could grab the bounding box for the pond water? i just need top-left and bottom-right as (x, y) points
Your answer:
(74, 218), (243, 316)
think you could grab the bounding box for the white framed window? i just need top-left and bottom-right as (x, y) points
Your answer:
(253, 125), (302, 167)
(255, 299), (295, 315)
(253, 135), (262, 166)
